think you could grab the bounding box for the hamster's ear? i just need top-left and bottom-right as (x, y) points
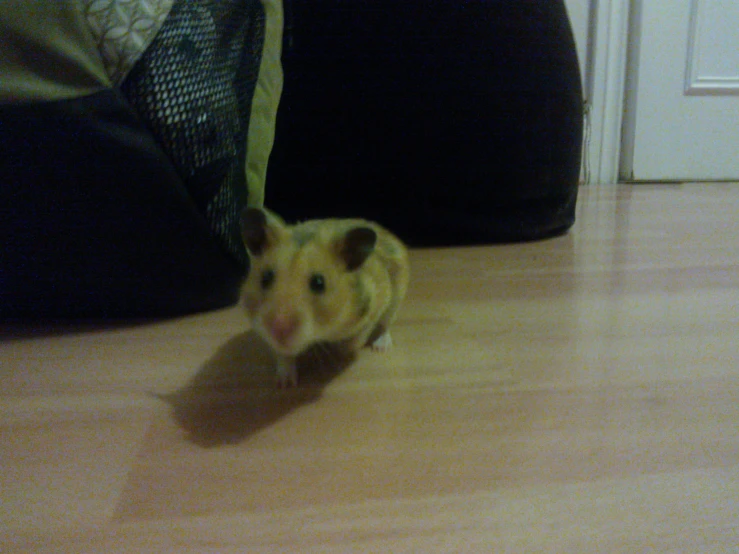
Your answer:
(339, 227), (377, 271)
(240, 207), (285, 255)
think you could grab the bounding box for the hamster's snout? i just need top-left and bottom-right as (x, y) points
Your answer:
(264, 312), (302, 348)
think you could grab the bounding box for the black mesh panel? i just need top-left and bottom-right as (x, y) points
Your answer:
(121, 0), (265, 266)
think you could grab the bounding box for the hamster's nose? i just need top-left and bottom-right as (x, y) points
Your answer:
(266, 313), (301, 346)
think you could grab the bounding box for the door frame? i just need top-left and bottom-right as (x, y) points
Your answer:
(584, 0), (632, 184)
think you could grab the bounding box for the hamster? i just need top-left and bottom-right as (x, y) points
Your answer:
(240, 207), (410, 387)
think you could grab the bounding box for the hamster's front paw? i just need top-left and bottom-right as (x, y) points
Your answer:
(276, 357), (298, 388)
(371, 331), (393, 352)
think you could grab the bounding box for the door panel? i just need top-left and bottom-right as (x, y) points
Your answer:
(623, 0), (739, 181)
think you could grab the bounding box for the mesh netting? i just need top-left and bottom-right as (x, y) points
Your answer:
(121, 0), (265, 266)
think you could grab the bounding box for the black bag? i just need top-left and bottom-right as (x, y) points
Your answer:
(266, 0), (584, 246)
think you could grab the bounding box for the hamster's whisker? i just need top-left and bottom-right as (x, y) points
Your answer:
(315, 342), (332, 369)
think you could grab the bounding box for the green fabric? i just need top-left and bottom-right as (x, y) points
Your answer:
(0, 0), (111, 103)
(246, 0), (284, 209)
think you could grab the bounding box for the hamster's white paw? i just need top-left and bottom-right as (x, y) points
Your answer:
(371, 331), (393, 352)
(276, 359), (298, 388)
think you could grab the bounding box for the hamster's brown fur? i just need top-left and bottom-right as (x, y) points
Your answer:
(240, 208), (410, 387)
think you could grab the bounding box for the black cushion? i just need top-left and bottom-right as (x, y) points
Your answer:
(0, 91), (245, 319)
(266, 0), (584, 246)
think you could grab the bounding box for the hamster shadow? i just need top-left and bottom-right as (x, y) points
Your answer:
(161, 330), (356, 447)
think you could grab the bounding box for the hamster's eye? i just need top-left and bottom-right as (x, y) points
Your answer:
(309, 273), (326, 294)
(260, 268), (275, 290)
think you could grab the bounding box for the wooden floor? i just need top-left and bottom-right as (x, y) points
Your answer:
(2, 184), (738, 553)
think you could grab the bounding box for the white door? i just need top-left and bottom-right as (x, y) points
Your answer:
(621, 0), (739, 181)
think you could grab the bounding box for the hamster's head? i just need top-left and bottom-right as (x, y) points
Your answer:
(240, 208), (377, 356)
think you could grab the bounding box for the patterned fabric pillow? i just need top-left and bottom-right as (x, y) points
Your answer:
(82, 0), (175, 85)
